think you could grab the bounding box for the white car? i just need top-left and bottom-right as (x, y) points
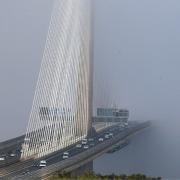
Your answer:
(76, 144), (82, 148)
(98, 138), (104, 142)
(39, 160), (47, 167)
(108, 133), (113, 137)
(63, 155), (69, 159)
(10, 153), (16, 157)
(63, 151), (69, 156)
(104, 134), (110, 139)
(83, 145), (89, 149)
(124, 123), (128, 126)
(0, 157), (5, 161)
(82, 139), (88, 145)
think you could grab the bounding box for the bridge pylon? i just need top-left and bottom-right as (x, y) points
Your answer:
(21, 0), (93, 160)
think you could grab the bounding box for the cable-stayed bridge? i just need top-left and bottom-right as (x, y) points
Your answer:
(0, 121), (150, 179)
(0, 0), (150, 179)
(22, 0), (93, 160)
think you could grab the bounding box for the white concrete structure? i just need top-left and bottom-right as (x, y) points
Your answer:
(21, 0), (93, 159)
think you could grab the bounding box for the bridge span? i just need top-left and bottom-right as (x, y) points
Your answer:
(0, 121), (150, 180)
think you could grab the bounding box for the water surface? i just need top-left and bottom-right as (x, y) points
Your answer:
(94, 121), (180, 179)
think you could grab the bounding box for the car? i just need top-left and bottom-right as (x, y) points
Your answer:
(63, 151), (69, 156)
(108, 133), (113, 137)
(39, 160), (47, 167)
(98, 138), (104, 142)
(104, 134), (110, 139)
(76, 144), (82, 148)
(10, 153), (16, 157)
(63, 155), (69, 159)
(82, 139), (88, 145)
(83, 145), (89, 149)
(124, 123), (128, 126)
(0, 157), (5, 161)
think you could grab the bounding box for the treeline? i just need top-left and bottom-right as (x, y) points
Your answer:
(50, 172), (161, 180)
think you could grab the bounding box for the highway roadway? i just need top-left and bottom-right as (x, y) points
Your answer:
(0, 121), (150, 180)
(0, 123), (121, 179)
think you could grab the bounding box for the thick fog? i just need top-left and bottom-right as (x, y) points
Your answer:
(94, 1), (180, 178)
(0, 0), (53, 140)
(0, 0), (180, 178)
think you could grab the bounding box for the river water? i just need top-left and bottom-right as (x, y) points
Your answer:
(94, 121), (180, 179)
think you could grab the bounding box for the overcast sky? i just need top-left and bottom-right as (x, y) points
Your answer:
(0, 0), (180, 142)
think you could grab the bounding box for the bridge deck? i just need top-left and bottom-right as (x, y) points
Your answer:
(0, 121), (150, 180)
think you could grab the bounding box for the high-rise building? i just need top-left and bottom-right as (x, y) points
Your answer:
(21, 0), (93, 159)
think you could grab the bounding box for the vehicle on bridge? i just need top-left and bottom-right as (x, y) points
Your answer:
(104, 134), (110, 139)
(82, 139), (88, 145)
(39, 160), (47, 168)
(63, 155), (69, 159)
(98, 138), (104, 142)
(76, 144), (82, 148)
(108, 133), (114, 137)
(9, 153), (16, 157)
(83, 145), (89, 149)
(0, 157), (5, 161)
(63, 152), (69, 159)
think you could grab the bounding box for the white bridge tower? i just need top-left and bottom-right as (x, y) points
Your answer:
(21, 0), (93, 159)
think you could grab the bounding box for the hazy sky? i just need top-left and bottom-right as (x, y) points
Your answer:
(0, 0), (180, 143)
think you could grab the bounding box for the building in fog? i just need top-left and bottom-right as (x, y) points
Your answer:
(93, 108), (129, 123)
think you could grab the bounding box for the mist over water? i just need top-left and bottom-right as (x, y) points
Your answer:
(93, 0), (180, 178)
(0, 0), (180, 178)
(94, 121), (180, 179)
